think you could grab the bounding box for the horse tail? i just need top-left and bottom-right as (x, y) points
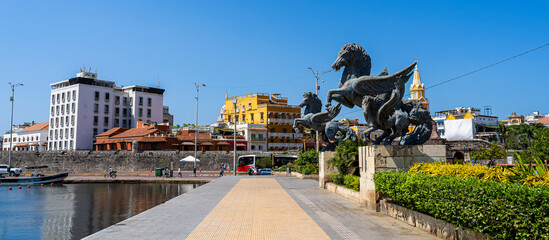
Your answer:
(376, 79), (405, 129)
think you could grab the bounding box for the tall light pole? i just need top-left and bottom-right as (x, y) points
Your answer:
(8, 82), (23, 174)
(232, 98), (237, 176)
(194, 83), (205, 177)
(307, 67), (328, 152)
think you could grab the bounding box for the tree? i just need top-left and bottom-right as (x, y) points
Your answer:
(471, 142), (507, 166)
(521, 128), (549, 163)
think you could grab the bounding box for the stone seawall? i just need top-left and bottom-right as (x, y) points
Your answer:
(0, 151), (296, 173)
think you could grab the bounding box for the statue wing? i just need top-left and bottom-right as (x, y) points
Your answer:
(352, 61), (417, 96)
(310, 103), (342, 124)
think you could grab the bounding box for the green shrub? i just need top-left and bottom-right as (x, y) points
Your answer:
(374, 171), (549, 239)
(343, 174), (360, 191)
(273, 164), (294, 172)
(330, 173), (359, 191)
(330, 173), (344, 185)
(255, 157), (273, 169)
(294, 150), (318, 175)
(328, 140), (365, 176)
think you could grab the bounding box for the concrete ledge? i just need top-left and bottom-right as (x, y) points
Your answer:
(64, 178), (212, 184)
(325, 182), (360, 203)
(272, 171), (318, 180)
(379, 199), (488, 240)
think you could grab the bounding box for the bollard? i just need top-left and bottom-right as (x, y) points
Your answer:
(8, 187), (12, 190)
(27, 185), (30, 188)
(18, 186), (21, 189)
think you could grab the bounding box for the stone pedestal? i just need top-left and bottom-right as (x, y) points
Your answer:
(318, 151), (335, 189)
(358, 145), (446, 211)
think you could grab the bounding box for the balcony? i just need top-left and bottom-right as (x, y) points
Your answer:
(267, 118), (294, 124)
(268, 132), (303, 138)
(250, 138), (267, 142)
(268, 143), (302, 148)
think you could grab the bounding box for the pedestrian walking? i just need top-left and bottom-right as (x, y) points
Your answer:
(178, 167), (182, 178)
(219, 167), (224, 177)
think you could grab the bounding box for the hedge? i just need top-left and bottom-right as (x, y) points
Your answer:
(330, 173), (359, 191)
(374, 171), (549, 239)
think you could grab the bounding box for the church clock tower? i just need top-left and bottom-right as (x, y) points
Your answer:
(409, 65), (429, 110)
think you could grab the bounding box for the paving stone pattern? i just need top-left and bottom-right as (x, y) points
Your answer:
(85, 176), (438, 240)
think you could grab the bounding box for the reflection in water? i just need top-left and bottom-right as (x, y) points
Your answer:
(0, 183), (199, 240)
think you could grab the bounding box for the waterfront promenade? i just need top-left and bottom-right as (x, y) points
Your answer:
(84, 176), (437, 240)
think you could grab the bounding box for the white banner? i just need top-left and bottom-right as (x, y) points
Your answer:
(444, 118), (475, 140)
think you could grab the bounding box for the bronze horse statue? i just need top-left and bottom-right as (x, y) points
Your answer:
(325, 43), (420, 145)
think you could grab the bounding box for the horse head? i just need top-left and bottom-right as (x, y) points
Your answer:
(300, 92), (322, 115)
(332, 43), (372, 85)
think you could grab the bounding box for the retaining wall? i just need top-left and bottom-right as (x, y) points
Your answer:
(0, 151), (295, 173)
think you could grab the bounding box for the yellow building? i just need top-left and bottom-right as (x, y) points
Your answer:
(223, 93), (302, 151)
(409, 65), (429, 109)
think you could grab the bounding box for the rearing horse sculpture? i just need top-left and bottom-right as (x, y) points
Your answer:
(325, 43), (417, 144)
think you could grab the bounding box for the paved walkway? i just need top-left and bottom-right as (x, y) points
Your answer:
(84, 176), (437, 240)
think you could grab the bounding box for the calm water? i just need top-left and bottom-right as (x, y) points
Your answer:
(0, 183), (200, 240)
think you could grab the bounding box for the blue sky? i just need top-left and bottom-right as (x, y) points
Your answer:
(1, 1), (548, 132)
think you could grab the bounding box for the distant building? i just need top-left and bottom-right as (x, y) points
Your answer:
(535, 117), (549, 127)
(433, 107), (498, 139)
(162, 106), (174, 127)
(506, 111), (547, 125)
(3, 122), (48, 152)
(48, 69), (165, 150)
(223, 93), (302, 151)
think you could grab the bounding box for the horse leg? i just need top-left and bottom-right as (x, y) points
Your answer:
(326, 89), (354, 109)
(362, 127), (377, 142)
(375, 130), (391, 145)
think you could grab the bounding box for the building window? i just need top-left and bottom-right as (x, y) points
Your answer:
(65, 129), (68, 138)
(260, 113), (264, 120)
(115, 107), (120, 116)
(94, 91), (99, 101)
(56, 106), (59, 115)
(51, 107), (54, 116)
(114, 118), (119, 127)
(139, 97), (143, 106)
(71, 115), (75, 126)
(104, 105), (109, 114)
(147, 109), (151, 118)
(56, 94), (60, 103)
(104, 117), (109, 126)
(94, 104), (99, 113)
(123, 97), (128, 106)
(115, 96), (120, 105)
(70, 128), (74, 138)
(51, 95), (55, 104)
(122, 119), (127, 128)
(235, 115), (239, 122)
(72, 103), (75, 113)
(62, 92), (65, 102)
(139, 108), (143, 117)
(67, 91), (71, 101)
(61, 105), (64, 114)
(128, 119), (132, 127)
(251, 114), (254, 121)
(123, 108), (128, 117)
(65, 116), (69, 126)
(103, 129), (108, 133)
(93, 128), (98, 136)
(72, 90), (76, 100)
(105, 93), (110, 102)
(147, 98), (152, 106)
(93, 116), (98, 125)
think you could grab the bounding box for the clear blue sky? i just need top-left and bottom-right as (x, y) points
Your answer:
(1, 1), (548, 132)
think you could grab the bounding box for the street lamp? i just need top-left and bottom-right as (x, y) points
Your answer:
(194, 83), (205, 177)
(307, 67), (321, 152)
(8, 82), (23, 174)
(232, 98), (237, 176)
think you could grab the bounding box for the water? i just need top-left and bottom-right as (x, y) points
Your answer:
(0, 183), (200, 240)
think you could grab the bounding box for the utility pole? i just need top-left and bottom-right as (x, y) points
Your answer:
(8, 82), (23, 174)
(232, 98), (238, 176)
(307, 67), (330, 152)
(194, 83), (205, 177)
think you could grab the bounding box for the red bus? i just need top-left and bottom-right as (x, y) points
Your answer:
(237, 154), (297, 173)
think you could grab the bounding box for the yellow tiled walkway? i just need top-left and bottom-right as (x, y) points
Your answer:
(186, 178), (330, 240)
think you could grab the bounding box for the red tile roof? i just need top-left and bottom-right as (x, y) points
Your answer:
(96, 127), (128, 137)
(535, 117), (549, 125)
(19, 122), (49, 133)
(177, 133), (211, 141)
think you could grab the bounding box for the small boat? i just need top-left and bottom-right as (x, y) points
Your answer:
(0, 166), (68, 186)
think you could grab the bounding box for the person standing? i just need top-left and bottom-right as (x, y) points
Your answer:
(178, 168), (182, 177)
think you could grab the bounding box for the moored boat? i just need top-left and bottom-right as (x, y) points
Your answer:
(0, 172), (69, 186)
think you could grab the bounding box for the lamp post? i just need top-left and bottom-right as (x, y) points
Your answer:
(194, 83), (205, 177)
(232, 98), (238, 176)
(307, 67), (320, 152)
(8, 82), (23, 174)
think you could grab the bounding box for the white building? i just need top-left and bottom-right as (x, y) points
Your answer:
(48, 70), (165, 150)
(3, 122), (49, 152)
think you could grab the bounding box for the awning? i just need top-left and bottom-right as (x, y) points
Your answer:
(216, 142), (230, 145)
(236, 143), (246, 147)
(180, 156), (200, 162)
(200, 142), (214, 146)
(181, 142), (195, 146)
(30, 142), (40, 146)
(14, 143), (29, 148)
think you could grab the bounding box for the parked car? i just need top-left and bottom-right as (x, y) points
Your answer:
(0, 165), (23, 176)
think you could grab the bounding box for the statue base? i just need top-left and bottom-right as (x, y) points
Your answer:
(358, 145), (446, 211)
